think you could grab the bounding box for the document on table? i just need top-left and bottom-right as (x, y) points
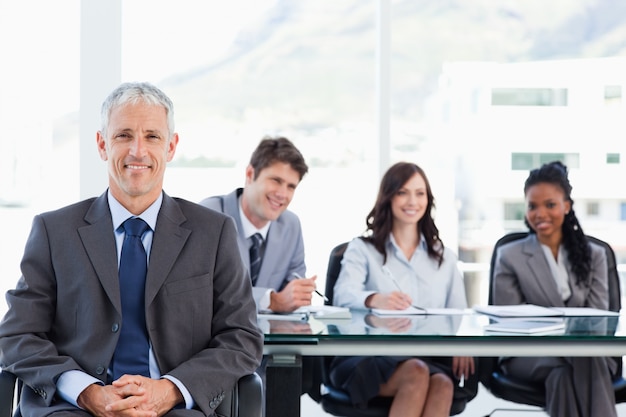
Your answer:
(258, 311), (309, 322)
(372, 307), (467, 316)
(484, 318), (566, 335)
(473, 304), (563, 317)
(552, 307), (619, 317)
(473, 304), (619, 318)
(293, 305), (352, 319)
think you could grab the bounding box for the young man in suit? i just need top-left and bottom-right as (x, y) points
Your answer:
(0, 82), (263, 417)
(200, 136), (317, 313)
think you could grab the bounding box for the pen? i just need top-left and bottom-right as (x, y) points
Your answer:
(382, 265), (404, 293)
(292, 272), (330, 302)
(381, 266), (427, 313)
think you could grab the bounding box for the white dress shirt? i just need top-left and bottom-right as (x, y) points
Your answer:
(333, 234), (467, 310)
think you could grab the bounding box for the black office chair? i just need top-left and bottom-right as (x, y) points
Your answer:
(480, 232), (626, 415)
(317, 241), (478, 416)
(0, 370), (263, 417)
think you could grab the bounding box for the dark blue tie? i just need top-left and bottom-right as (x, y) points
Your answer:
(249, 233), (263, 285)
(112, 217), (150, 379)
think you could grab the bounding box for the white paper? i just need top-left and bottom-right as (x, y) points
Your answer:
(552, 307), (619, 317)
(372, 307), (466, 316)
(484, 319), (566, 334)
(473, 304), (620, 318)
(294, 305), (352, 319)
(473, 304), (563, 317)
(257, 312), (309, 322)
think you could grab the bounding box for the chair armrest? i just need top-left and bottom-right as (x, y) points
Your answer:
(0, 370), (263, 417)
(0, 370), (16, 417)
(215, 373), (262, 417)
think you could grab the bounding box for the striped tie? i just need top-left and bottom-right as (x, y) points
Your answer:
(249, 233), (263, 285)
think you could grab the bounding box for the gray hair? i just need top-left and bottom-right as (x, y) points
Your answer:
(100, 82), (175, 138)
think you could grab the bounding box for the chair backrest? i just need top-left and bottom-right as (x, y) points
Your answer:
(488, 232), (621, 312)
(0, 370), (262, 417)
(587, 235), (621, 313)
(487, 231), (529, 305)
(324, 242), (349, 305)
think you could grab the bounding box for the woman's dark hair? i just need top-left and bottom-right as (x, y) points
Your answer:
(524, 160), (591, 285)
(362, 162), (444, 266)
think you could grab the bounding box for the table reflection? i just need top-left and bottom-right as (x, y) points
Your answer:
(260, 309), (625, 339)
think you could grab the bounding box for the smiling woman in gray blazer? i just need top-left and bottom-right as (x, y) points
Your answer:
(493, 161), (617, 417)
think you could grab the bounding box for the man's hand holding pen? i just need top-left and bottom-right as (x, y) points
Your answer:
(268, 273), (320, 312)
(292, 272), (329, 302)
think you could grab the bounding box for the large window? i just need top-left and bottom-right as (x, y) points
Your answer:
(511, 153), (580, 171)
(3, 1), (626, 311)
(123, 1), (379, 277)
(0, 0), (80, 304)
(389, 1), (626, 303)
(0, 0), (80, 207)
(491, 88), (568, 106)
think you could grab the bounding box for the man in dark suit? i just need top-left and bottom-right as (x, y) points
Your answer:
(199, 137), (317, 313)
(0, 82), (263, 417)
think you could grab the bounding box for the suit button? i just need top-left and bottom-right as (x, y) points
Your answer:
(112, 323), (120, 332)
(96, 366), (105, 375)
(209, 400), (216, 408)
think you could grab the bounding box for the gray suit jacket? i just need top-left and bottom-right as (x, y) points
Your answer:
(199, 188), (306, 308)
(493, 233), (609, 309)
(0, 192), (263, 417)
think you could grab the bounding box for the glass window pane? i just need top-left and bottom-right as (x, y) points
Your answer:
(0, 0), (80, 207)
(391, 1), (626, 305)
(121, 0), (377, 274)
(605, 85), (622, 105)
(492, 88), (568, 106)
(511, 153), (534, 170)
(587, 201), (600, 217)
(0, 0), (80, 311)
(607, 153), (621, 164)
(504, 202), (525, 221)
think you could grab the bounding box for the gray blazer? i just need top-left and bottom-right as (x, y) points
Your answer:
(493, 233), (609, 309)
(199, 188), (306, 308)
(0, 192), (263, 417)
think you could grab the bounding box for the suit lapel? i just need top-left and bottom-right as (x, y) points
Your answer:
(145, 194), (190, 306)
(261, 219), (284, 280)
(79, 193), (122, 313)
(222, 189), (249, 265)
(523, 236), (565, 306)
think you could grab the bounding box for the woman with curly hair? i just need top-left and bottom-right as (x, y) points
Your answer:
(330, 162), (474, 417)
(493, 160), (618, 417)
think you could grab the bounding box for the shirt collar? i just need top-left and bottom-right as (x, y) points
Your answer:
(238, 194), (270, 240)
(108, 189), (162, 232)
(388, 232), (427, 253)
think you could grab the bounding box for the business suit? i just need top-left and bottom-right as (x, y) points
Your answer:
(0, 191), (263, 417)
(199, 188), (306, 308)
(493, 233), (617, 417)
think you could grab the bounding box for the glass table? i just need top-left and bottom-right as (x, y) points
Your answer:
(260, 308), (626, 417)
